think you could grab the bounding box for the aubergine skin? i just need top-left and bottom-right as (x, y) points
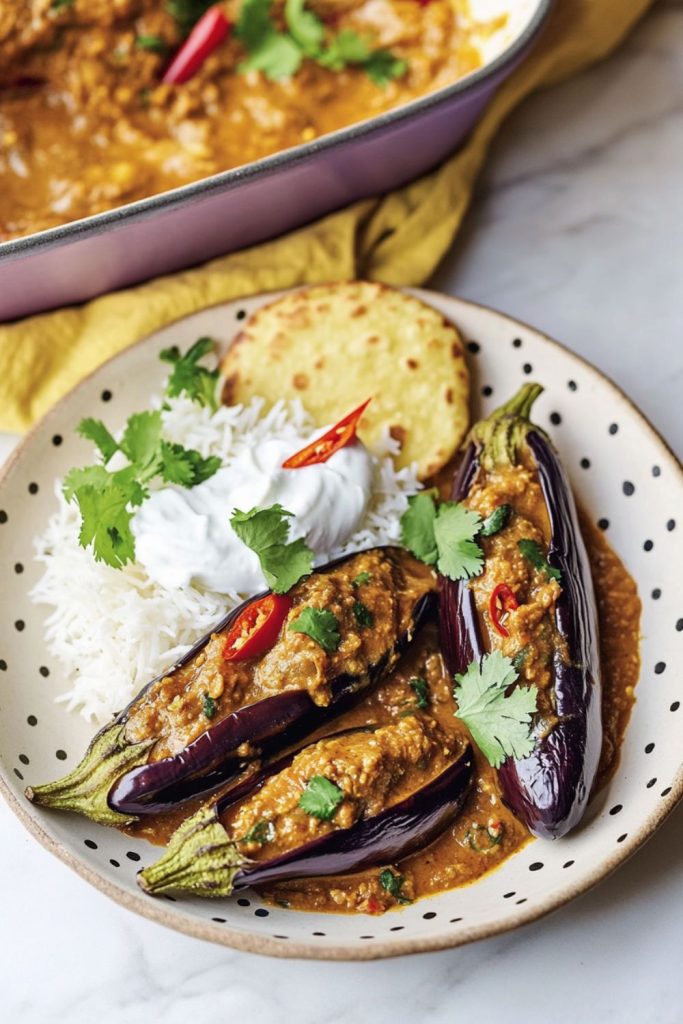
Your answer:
(27, 547), (435, 823)
(137, 743), (474, 898)
(439, 386), (602, 840)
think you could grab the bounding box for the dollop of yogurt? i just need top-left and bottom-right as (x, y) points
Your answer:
(131, 429), (374, 594)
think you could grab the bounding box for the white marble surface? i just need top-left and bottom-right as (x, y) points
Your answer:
(2, 3), (682, 1021)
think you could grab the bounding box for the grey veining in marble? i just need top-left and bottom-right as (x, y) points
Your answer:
(1, 3), (682, 1022)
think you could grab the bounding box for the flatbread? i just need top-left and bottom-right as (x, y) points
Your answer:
(221, 282), (469, 479)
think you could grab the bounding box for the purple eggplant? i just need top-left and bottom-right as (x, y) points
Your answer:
(26, 547), (435, 825)
(439, 384), (601, 840)
(137, 723), (474, 898)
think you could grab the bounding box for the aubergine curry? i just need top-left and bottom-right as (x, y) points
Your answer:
(0, 0), (502, 240)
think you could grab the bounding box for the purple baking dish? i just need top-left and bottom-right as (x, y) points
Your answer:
(0, 1), (553, 322)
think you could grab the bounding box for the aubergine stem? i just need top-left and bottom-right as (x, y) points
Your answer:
(469, 382), (547, 471)
(25, 723), (155, 826)
(138, 806), (244, 897)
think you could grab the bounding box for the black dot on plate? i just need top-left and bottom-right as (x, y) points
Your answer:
(580, 458), (591, 470)
(360, 935), (374, 940)
(549, 412), (562, 426)
(529, 862), (544, 872)
(14, 620), (24, 632)
(422, 912), (437, 920)
(568, 380), (578, 392)
(652, 465), (661, 478)
(651, 588), (661, 600)
(503, 892), (516, 899)
(666, 519), (676, 532)
(450, 917), (463, 923)
(617, 834), (627, 843)
(0, 511), (7, 524)
(126, 851), (141, 862)
(608, 423), (619, 436)
(467, 341), (480, 354)
(110, 859), (120, 868)
(27, 715), (37, 726)
(512, 338), (522, 349)
(598, 518), (609, 531)
(645, 742), (655, 754)
(643, 540), (654, 552)
(482, 385), (493, 398)
(56, 749), (67, 761)
(522, 363), (533, 375)
(646, 778), (657, 789)
(101, 390), (112, 402)
(254, 908), (269, 918)
(272, 935), (289, 940)
(13, 768), (23, 780)
(563, 860), (575, 869)
(39, 666), (50, 678)
(312, 932), (326, 937)
(609, 804), (622, 816)
(236, 309), (247, 320)
(676, 619), (683, 632)
(390, 926), (404, 932)
(0, 660), (7, 671)
(14, 563), (23, 574)
(237, 897), (250, 907)
(212, 917), (226, 924)
(52, 434), (63, 447)
(28, 482), (39, 495)
(622, 481), (635, 497)
(671, 701), (680, 712)
(654, 662), (666, 675)
(18, 754), (29, 765)
(661, 787), (672, 797)
(515, 899), (527, 905)
(84, 839), (98, 850)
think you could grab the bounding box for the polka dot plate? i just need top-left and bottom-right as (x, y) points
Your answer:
(0, 289), (680, 959)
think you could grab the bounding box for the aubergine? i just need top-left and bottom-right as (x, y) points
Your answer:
(137, 718), (474, 898)
(439, 384), (601, 840)
(26, 547), (435, 825)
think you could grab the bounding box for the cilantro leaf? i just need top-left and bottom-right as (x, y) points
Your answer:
(480, 504), (512, 538)
(363, 49), (407, 87)
(135, 34), (169, 53)
(235, 0), (274, 50)
(77, 419), (119, 464)
(352, 572), (372, 588)
(241, 820), (275, 845)
(318, 29), (370, 70)
(289, 607), (340, 652)
(453, 651), (538, 769)
(159, 441), (221, 487)
(433, 502), (484, 581)
(202, 694), (217, 719)
(73, 479), (136, 569)
(352, 601), (374, 629)
(165, 0), (214, 34)
(518, 539), (562, 582)
(160, 337), (219, 411)
(119, 410), (163, 478)
(379, 868), (410, 903)
(236, 0), (302, 79)
(409, 676), (430, 710)
(298, 775), (344, 820)
(230, 505), (313, 594)
(284, 0), (324, 55)
(400, 492), (438, 565)
(63, 464), (112, 502)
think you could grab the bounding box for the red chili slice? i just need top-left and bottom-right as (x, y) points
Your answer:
(223, 593), (293, 662)
(162, 5), (231, 86)
(488, 582), (519, 638)
(282, 398), (372, 469)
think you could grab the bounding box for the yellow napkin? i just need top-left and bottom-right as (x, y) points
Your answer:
(0, 0), (652, 433)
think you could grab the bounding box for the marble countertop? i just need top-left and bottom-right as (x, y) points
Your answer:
(2, 3), (681, 1021)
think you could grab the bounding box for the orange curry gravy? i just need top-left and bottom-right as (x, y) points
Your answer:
(0, 0), (500, 240)
(128, 510), (640, 915)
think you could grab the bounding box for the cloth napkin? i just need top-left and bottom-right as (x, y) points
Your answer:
(0, 0), (652, 433)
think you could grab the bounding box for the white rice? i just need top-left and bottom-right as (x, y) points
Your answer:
(31, 396), (420, 724)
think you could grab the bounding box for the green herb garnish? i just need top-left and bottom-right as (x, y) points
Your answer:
(289, 607), (341, 652)
(352, 572), (372, 588)
(518, 539), (562, 582)
(202, 694), (217, 719)
(241, 820), (275, 845)
(136, 35), (170, 53)
(511, 647), (528, 673)
(409, 677), (430, 710)
(298, 776), (344, 820)
(230, 504), (313, 594)
(352, 601), (374, 629)
(400, 492), (483, 581)
(480, 504), (512, 537)
(166, 0), (214, 34)
(160, 337), (220, 411)
(378, 868), (410, 904)
(453, 651), (538, 769)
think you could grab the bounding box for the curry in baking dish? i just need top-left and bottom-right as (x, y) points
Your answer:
(0, 0), (503, 240)
(26, 284), (640, 915)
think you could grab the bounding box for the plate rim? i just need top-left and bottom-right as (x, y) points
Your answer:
(0, 286), (680, 961)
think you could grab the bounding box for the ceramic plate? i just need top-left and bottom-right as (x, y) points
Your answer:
(0, 289), (680, 960)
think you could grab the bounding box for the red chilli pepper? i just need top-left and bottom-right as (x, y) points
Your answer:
(223, 593), (293, 662)
(282, 398), (372, 470)
(488, 582), (519, 638)
(162, 5), (231, 86)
